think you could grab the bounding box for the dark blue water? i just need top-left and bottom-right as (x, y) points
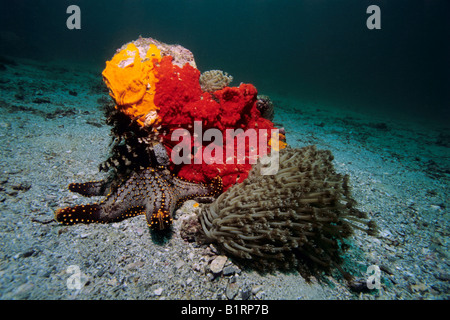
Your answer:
(1, 0), (448, 123)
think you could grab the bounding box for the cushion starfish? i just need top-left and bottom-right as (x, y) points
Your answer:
(55, 166), (222, 230)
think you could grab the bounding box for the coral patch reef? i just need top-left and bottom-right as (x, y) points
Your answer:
(187, 146), (377, 279)
(199, 70), (234, 92)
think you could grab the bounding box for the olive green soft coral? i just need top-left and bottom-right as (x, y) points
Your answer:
(194, 145), (376, 279)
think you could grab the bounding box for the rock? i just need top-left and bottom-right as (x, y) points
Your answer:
(79, 233), (91, 239)
(6, 189), (18, 197)
(107, 278), (118, 286)
(18, 248), (39, 259)
(125, 260), (145, 271)
(435, 273), (450, 281)
(223, 265), (238, 276)
(174, 259), (185, 270)
(348, 278), (371, 293)
(251, 285), (264, 295)
(32, 97), (51, 104)
(209, 255), (227, 274)
(0, 175), (8, 184)
(226, 281), (239, 300)
(153, 287), (163, 296)
(410, 283), (428, 293)
(11, 181), (31, 191)
(12, 282), (34, 299)
(108, 266), (117, 275)
(179, 212), (202, 242)
(95, 267), (107, 277)
(241, 288), (252, 300)
(31, 216), (54, 224)
(125, 36), (197, 69)
(135, 227), (144, 236)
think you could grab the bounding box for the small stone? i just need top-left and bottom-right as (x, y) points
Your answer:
(6, 189), (18, 197)
(153, 287), (163, 296)
(223, 265), (238, 276)
(186, 278), (193, 285)
(192, 263), (202, 272)
(435, 273), (450, 281)
(108, 266), (116, 275)
(125, 260), (145, 271)
(208, 244), (220, 255)
(79, 233), (91, 239)
(209, 255), (227, 274)
(107, 278), (118, 286)
(96, 267), (107, 277)
(19, 248), (38, 258)
(348, 278), (371, 293)
(251, 285), (264, 295)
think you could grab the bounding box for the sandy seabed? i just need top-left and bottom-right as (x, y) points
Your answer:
(0, 57), (448, 300)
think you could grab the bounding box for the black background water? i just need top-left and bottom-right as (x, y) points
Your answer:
(1, 0), (448, 123)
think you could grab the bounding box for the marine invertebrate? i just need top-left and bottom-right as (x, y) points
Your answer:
(256, 95), (275, 121)
(55, 166), (222, 230)
(199, 70), (233, 92)
(186, 146), (376, 278)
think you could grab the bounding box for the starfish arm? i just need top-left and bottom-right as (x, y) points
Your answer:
(55, 204), (145, 224)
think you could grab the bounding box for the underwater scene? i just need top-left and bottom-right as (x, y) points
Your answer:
(0, 0), (448, 302)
